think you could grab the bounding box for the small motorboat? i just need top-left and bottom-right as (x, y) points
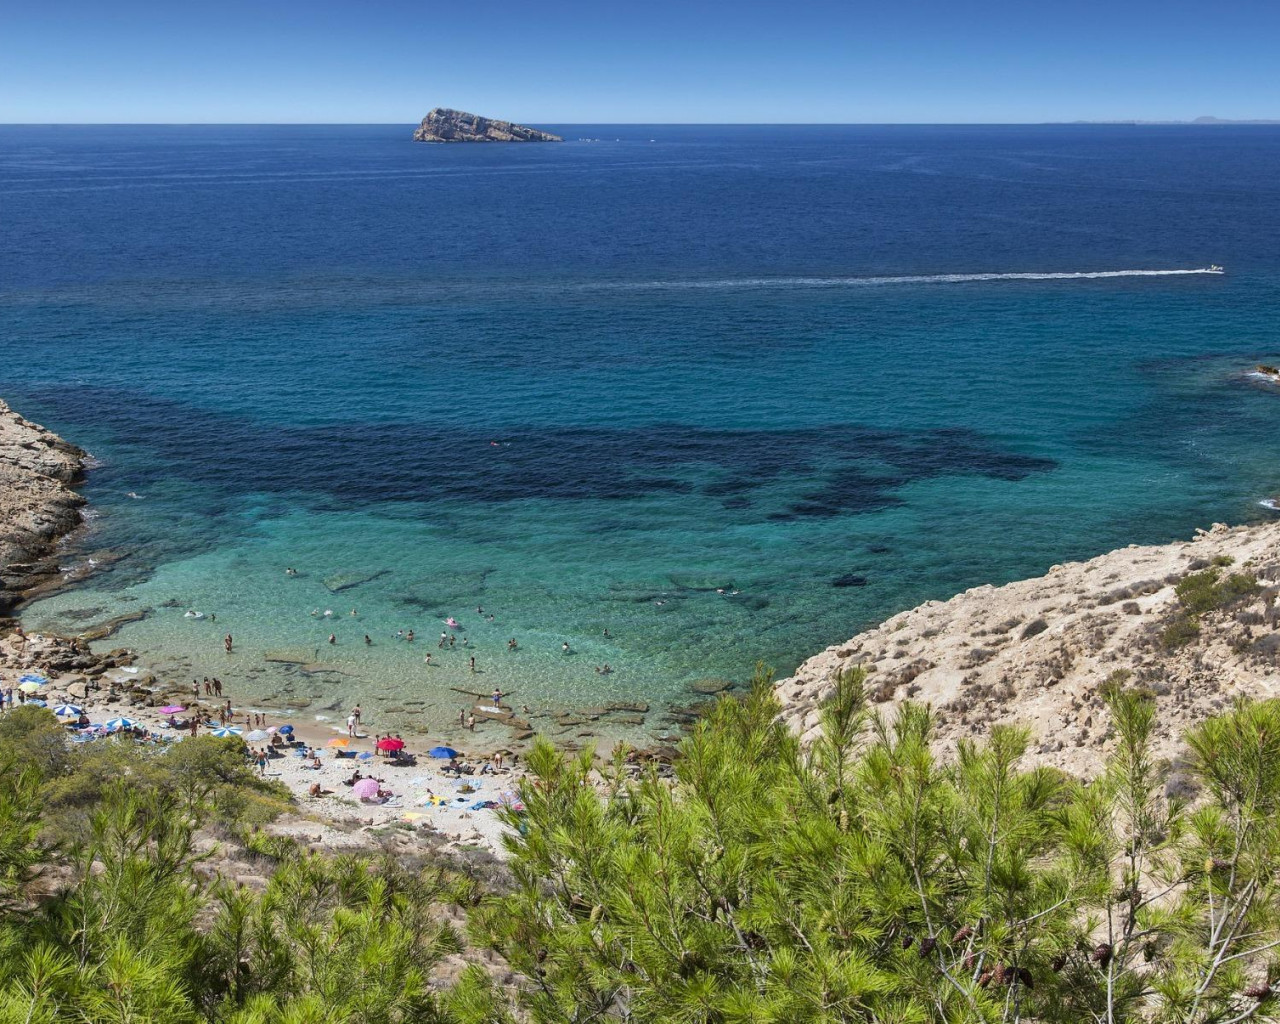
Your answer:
(1209, 264), (1225, 273)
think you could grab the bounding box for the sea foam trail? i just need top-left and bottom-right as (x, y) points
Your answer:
(579, 268), (1225, 291)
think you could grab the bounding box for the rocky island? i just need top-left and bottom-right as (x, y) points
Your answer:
(0, 399), (88, 615)
(412, 107), (562, 143)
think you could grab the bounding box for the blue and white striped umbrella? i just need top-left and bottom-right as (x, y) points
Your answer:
(210, 726), (243, 738)
(104, 717), (135, 731)
(53, 704), (83, 717)
(26, 699), (47, 708)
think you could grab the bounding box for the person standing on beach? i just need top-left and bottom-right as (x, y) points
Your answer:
(458, 707), (466, 725)
(352, 705), (362, 730)
(439, 631), (447, 648)
(213, 678), (222, 696)
(224, 634), (233, 653)
(467, 713), (476, 731)
(469, 656), (476, 673)
(347, 713), (356, 737)
(492, 687), (503, 706)
(192, 679), (200, 700)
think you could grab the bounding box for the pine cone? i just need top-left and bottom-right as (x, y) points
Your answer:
(1091, 943), (1113, 967)
(953, 925), (974, 943)
(963, 952), (976, 970)
(992, 964), (1008, 985)
(1050, 953), (1067, 972)
(901, 934), (915, 950)
(1245, 984), (1272, 1000)
(978, 971), (993, 988)
(919, 936), (937, 956)
(535, 949), (547, 963)
(1017, 967), (1034, 989)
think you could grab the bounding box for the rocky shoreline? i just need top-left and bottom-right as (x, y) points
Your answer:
(0, 400), (89, 617)
(775, 520), (1280, 775)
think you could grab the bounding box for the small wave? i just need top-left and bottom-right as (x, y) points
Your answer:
(1261, 499), (1280, 512)
(576, 268), (1225, 292)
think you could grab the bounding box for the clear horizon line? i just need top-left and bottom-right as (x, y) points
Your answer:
(3, 119), (1279, 127)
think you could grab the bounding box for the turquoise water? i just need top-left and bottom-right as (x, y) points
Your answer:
(3, 124), (1280, 746)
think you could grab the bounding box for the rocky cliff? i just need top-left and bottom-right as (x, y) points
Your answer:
(0, 400), (87, 615)
(412, 108), (562, 143)
(776, 520), (1280, 775)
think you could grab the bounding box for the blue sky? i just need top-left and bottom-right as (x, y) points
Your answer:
(4, 0), (1278, 123)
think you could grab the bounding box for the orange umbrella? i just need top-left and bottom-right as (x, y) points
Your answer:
(327, 737), (351, 748)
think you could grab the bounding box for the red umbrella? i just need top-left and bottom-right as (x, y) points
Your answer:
(376, 737), (405, 752)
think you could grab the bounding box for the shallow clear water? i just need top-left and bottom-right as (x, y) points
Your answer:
(3, 124), (1280, 746)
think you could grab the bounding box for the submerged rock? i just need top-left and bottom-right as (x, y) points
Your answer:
(833, 573), (869, 588)
(412, 108), (562, 143)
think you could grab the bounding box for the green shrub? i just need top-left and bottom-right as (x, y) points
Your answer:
(1175, 568), (1259, 615)
(1161, 612), (1202, 648)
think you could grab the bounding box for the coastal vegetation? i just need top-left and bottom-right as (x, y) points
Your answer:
(6, 675), (1280, 1021)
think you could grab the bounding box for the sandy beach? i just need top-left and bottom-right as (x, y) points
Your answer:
(0, 628), (524, 856)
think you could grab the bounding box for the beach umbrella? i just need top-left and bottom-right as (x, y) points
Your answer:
(357, 752), (374, 760)
(53, 704), (83, 717)
(352, 778), (380, 800)
(158, 705), (185, 715)
(427, 746), (459, 759)
(277, 725), (294, 734)
(327, 737), (350, 748)
(210, 726), (243, 738)
(376, 737), (405, 752)
(18, 674), (47, 684)
(26, 699), (47, 708)
(105, 717), (135, 731)
(17, 682), (42, 693)
(245, 730), (270, 742)
(71, 733), (95, 743)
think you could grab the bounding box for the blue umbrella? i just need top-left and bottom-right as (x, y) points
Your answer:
(18, 674), (47, 684)
(210, 726), (243, 738)
(428, 746), (460, 759)
(276, 724), (294, 734)
(26, 699), (47, 708)
(105, 717), (135, 731)
(357, 752), (374, 760)
(53, 704), (83, 717)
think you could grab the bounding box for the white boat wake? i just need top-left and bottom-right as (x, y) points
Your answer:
(580, 268), (1225, 291)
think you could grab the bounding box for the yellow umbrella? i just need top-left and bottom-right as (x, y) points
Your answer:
(18, 682), (41, 693)
(327, 737), (351, 748)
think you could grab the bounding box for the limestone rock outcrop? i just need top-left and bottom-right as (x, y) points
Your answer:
(412, 108), (562, 143)
(776, 520), (1280, 775)
(0, 400), (87, 613)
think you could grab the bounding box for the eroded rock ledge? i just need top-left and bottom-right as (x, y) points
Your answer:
(412, 108), (562, 143)
(776, 520), (1280, 775)
(0, 400), (88, 614)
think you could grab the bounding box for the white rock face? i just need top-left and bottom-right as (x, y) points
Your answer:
(775, 520), (1280, 775)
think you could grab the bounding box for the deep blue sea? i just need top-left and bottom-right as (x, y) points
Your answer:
(3, 123), (1280, 745)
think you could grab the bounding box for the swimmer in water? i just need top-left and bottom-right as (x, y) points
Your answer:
(364, 634), (372, 645)
(562, 642), (571, 654)
(424, 652), (432, 665)
(350, 608), (357, 617)
(323, 609), (333, 618)
(127, 491), (142, 499)
(406, 630), (414, 642)
(603, 628), (611, 638)
(285, 567), (297, 576)
(328, 634), (336, 645)
(310, 609), (320, 617)
(507, 638), (518, 650)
